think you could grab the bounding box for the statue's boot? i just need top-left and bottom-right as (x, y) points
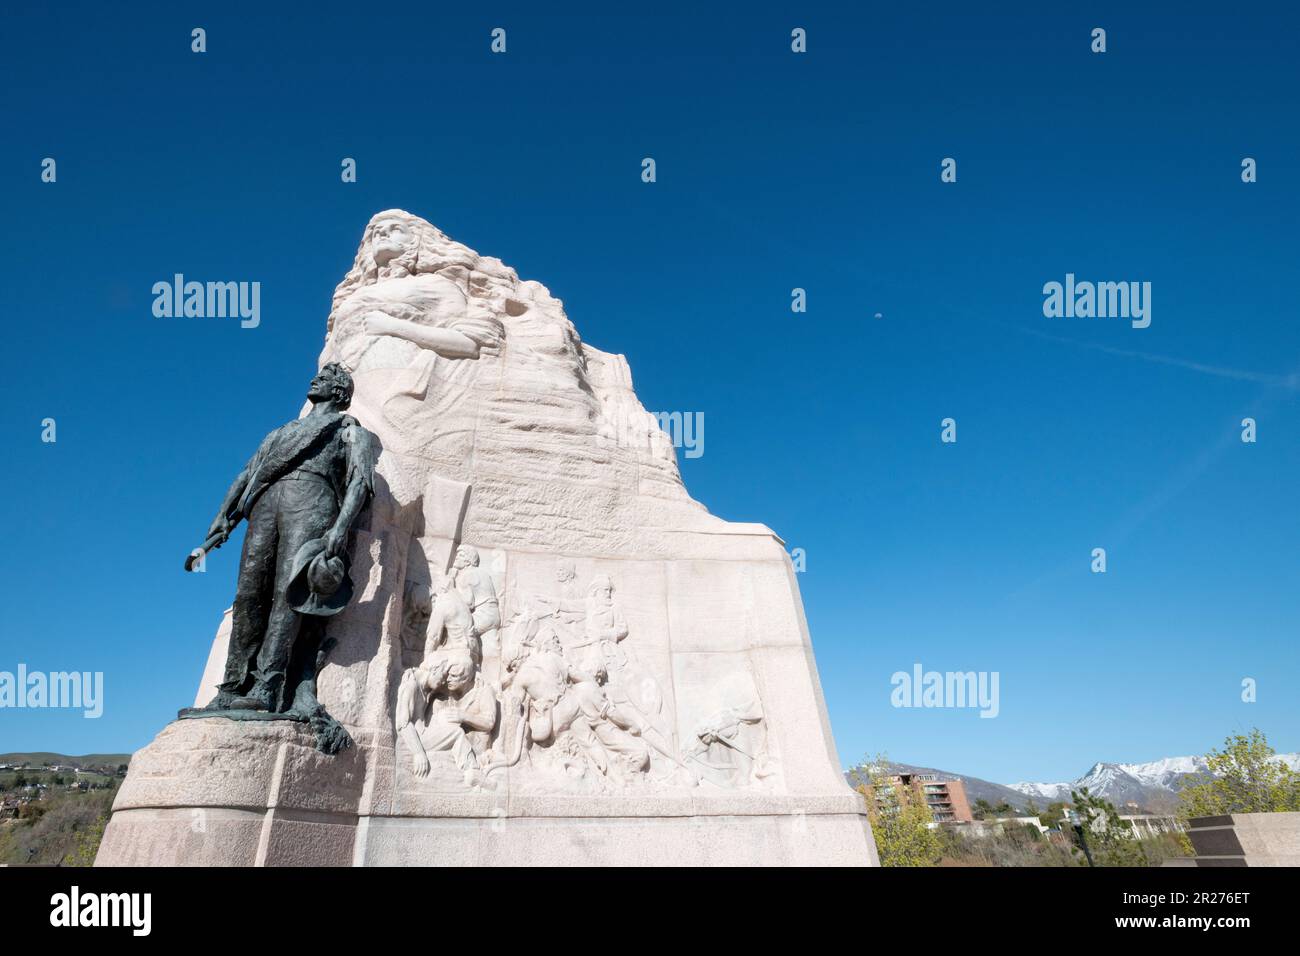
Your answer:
(227, 674), (280, 712)
(199, 688), (239, 711)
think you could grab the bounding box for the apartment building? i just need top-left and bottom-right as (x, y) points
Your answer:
(863, 771), (975, 824)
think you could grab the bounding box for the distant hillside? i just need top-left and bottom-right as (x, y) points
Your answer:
(851, 750), (1300, 816)
(0, 752), (131, 768)
(846, 761), (1036, 811)
(1008, 752), (1300, 812)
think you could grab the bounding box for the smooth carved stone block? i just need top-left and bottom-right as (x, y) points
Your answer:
(354, 811), (877, 867)
(193, 610), (233, 709)
(1187, 812), (1300, 866)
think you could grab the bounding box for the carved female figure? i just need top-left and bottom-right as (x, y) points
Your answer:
(318, 209), (505, 462)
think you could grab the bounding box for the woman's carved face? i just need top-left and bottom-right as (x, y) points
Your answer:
(371, 219), (411, 266)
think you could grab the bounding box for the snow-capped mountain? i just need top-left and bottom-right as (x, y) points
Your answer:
(1008, 753), (1300, 811)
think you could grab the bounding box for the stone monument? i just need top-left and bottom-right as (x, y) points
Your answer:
(96, 210), (878, 866)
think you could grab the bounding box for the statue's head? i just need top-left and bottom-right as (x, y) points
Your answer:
(453, 545), (480, 571)
(442, 649), (476, 693)
(326, 209), (480, 336)
(556, 560), (576, 584)
(370, 213), (413, 267)
(417, 657), (450, 694)
(587, 574), (614, 601)
(308, 362), (354, 410)
(356, 210), (432, 278)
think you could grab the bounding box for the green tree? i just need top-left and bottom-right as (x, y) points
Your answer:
(1177, 729), (1300, 820)
(1067, 788), (1147, 867)
(849, 755), (945, 867)
(66, 807), (110, 867)
(1039, 801), (1069, 830)
(971, 798), (994, 820)
(0, 786), (117, 866)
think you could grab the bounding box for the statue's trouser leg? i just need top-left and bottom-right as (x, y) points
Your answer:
(566, 716), (609, 773)
(219, 493), (283, 695)
(591, 719), (650, 771)
(285, 615), (327, 714)
(251, 479), (337, 710)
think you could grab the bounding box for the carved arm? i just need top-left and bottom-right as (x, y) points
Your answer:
(364, 311), (481, 359)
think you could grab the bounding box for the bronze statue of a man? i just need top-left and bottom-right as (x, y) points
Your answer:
(184, 363), (375, 750)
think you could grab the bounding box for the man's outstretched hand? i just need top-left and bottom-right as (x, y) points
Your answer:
(206, 514), (232, 544)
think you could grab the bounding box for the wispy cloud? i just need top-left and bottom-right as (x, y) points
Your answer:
(1019, 327), (1300, 389)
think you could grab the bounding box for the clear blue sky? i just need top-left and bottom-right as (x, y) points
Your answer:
(1, 2), (1297, 784)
